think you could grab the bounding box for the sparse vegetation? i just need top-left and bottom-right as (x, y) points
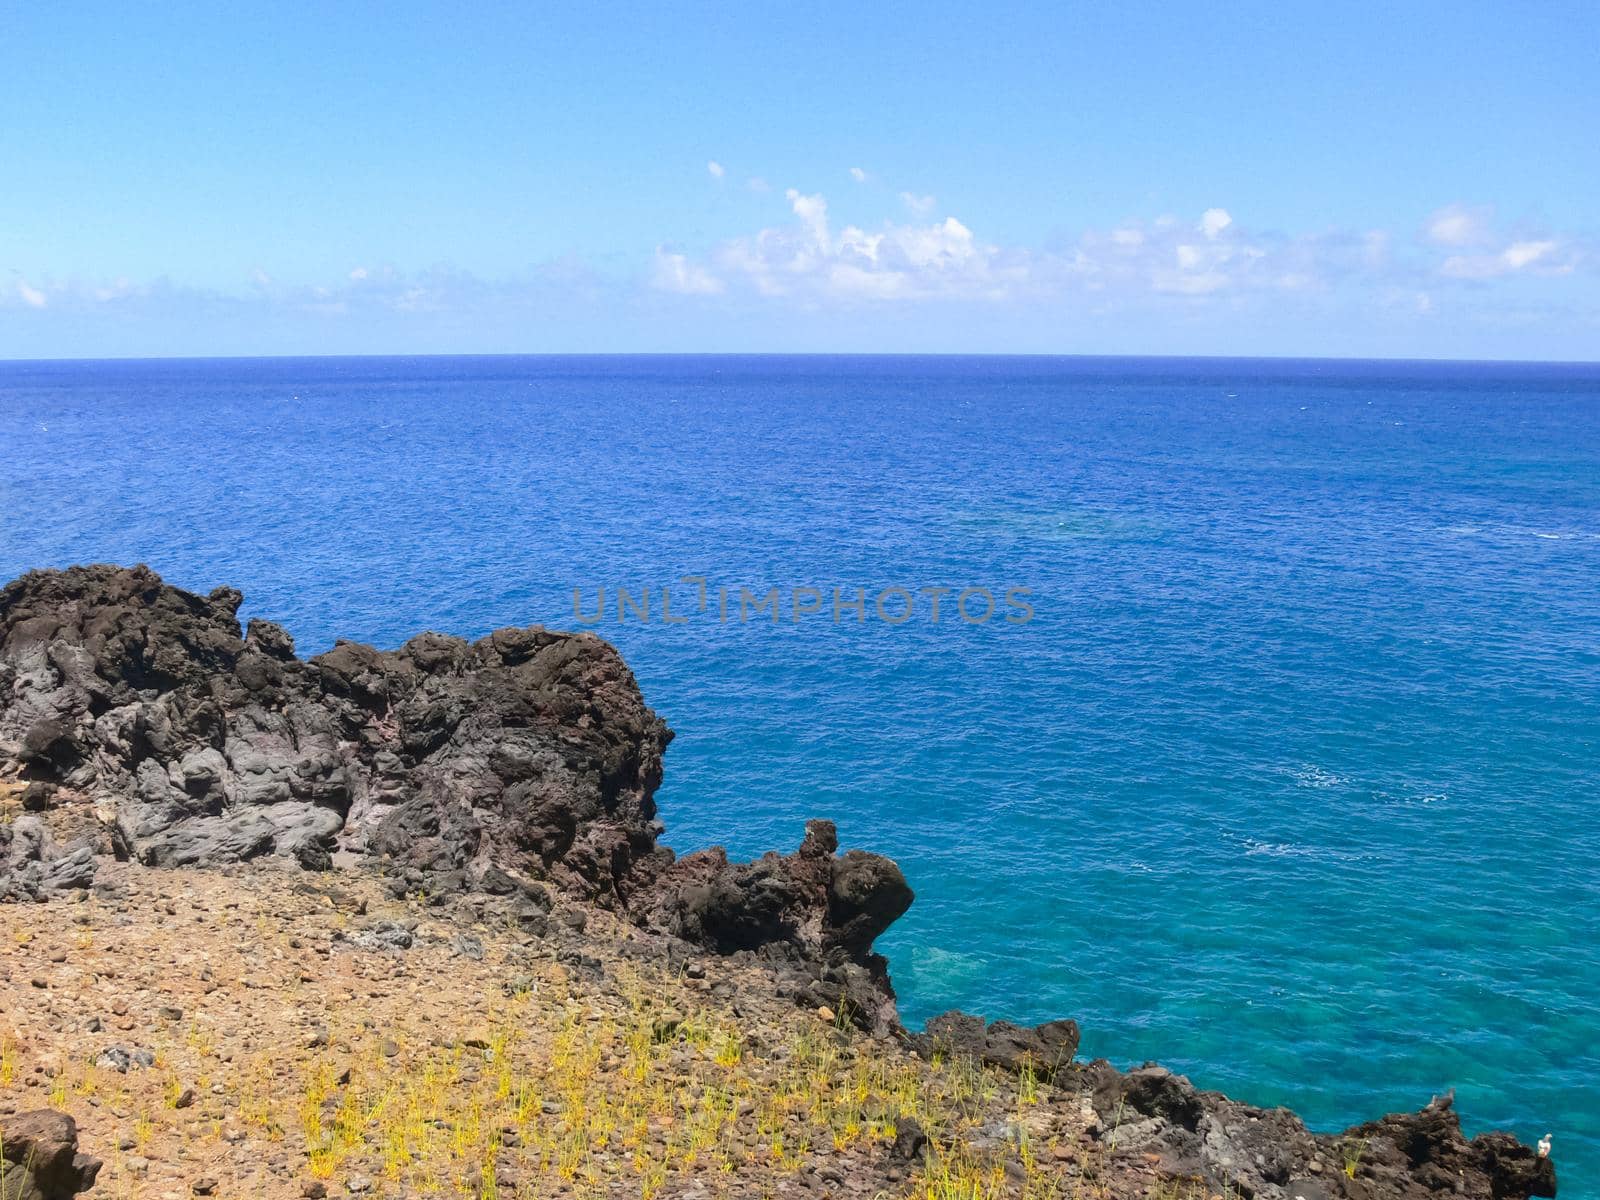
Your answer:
(0, 860), (1214, 1199)
(1342, 1135), (1368, 1179)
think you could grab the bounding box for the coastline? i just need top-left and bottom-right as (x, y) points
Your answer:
(1, 565), (1560, 1200)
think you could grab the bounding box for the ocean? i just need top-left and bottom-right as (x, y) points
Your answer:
(2, 354), (1596, 1188)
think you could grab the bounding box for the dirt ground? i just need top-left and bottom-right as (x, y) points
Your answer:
(1, 860), (1177, 1200)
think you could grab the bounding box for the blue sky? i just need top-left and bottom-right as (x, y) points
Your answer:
(2, 1), (1597, 359)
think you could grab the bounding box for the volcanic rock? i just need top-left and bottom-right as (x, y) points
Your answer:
(0, 1110), (102, 1200)
(637, 819), (912, 1029)
(0, 565), (910, 1015)
(918, 1010), (1081, 1079)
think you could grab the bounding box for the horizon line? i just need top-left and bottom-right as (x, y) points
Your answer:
(3, 350), (1599, 368)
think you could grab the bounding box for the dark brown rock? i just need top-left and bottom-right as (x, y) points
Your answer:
(19, 783), (53, 812)
(1340, 1094), (1556, 1200)
(637, 819), (912, 1029)
(919, 1010), (1081, 1079)
(0, 565), (670, 904)
(1076, 1065), (1557, 1200)
(890, 1115), (928, 1162)
(0, 566), (909, 1020)
(0, 1109), (102, 1199)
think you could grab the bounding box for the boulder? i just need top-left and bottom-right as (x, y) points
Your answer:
(919, 1010), (1081, 1078)
(0, 815), (97, 902)
(636, 819), (912, 1029)
(0, 1109), (102, 1199)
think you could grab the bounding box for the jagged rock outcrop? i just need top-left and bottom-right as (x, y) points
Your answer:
(0, 564), (671, 901)
(1077, 1064), (1556, 1200)
(0, 1110), (102, 1200)
(0, 565), (912, 1016)
(1343, 1094), (1557, 1200)
(0, 813), (97, 902)
(639, 819), (913, 1028)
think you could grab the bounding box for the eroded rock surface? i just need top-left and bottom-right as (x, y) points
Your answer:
(0, 1110), (102, 1200)
(917, 1010), (1082, 1080)
(1076, 1064), (1556, 1200)
(0, 564), (911, 1018)
(641, 818), (913, 1028)
(1343, 1094), (1558, 1200)
(0, 564), (671, 899)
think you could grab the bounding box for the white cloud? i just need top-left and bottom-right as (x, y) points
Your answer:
(1362, 230), (1391, 268)
(1416, 204), (1585, 279)
(707, 160), (726, 180)
(91, 278), (138, 303)
(1425, 204), (1490, 247)
(785, 189), (832, 250)
(0, 262), (616, 332)
(900, 192), (937, 217)
(655, 200), (1394, 306)
(1069, 211), (1305, 298)
(1200, 208), (1233, 239)
(1440, 238), (1567, 280)
(8, 202), (1590, 335)
(849, 167), (867, 183)
(747, 176), (770, 193)
(651, 249), (725, 295)
(393, 286), (436, 313)
(677, 188), (1028, 302)
(1503, 240), (1558, 270)
(1378, 287), (1436, 315)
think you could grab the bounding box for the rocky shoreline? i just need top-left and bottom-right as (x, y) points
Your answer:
(0, 565), (1559, 1200)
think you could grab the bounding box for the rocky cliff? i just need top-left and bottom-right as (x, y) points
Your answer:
(0, 565), (1557, 1200)
(0, 564), (909, 1025)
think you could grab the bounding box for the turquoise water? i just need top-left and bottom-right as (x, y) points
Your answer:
(2, 356), (1596, 1188)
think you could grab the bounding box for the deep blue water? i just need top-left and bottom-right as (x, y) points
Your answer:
(3, 355), (1597, 1188)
